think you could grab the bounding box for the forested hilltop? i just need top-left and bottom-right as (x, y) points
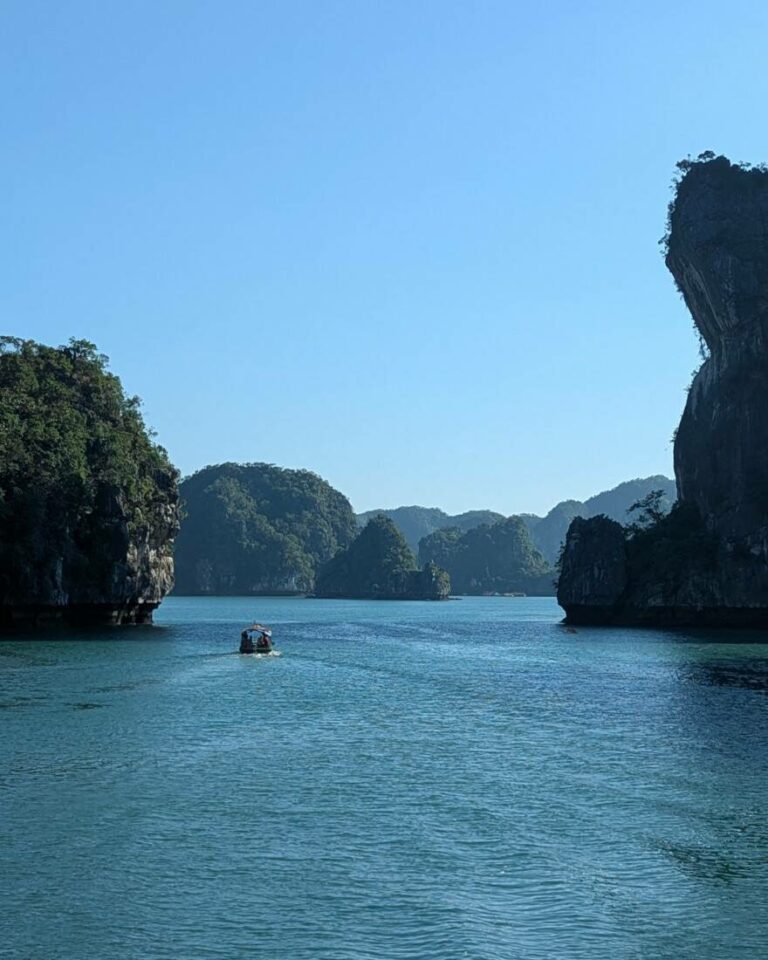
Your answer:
(174, 471), (675, 599)
(419, 516), (553, 596)
(0, 338), (179, 626)
(316, 515), (450, 600)
(356, 506), (504, 554)
(364, 476), (676, 566)
(174, 463), (357, 595)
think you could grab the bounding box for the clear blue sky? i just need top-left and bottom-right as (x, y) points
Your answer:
(2, 1), (767, 515)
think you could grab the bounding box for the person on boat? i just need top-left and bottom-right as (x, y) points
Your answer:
(240, 629), (255, 654)
(255, 630), (272, 653)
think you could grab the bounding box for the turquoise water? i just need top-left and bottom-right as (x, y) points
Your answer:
(2, 596), (768, 959)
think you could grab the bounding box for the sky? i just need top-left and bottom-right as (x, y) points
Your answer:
(2, 0), (768, 516)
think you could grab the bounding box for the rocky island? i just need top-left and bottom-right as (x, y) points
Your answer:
(558, 155), (768, 626)
(0, 338), (180, 626)
(174, 462), (357, 595)
(315, 514), (451, 600)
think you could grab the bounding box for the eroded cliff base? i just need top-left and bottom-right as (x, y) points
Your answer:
(0, 602), (160, 630)
(558, 512), (768, 628)
(563, 604), (768, 629)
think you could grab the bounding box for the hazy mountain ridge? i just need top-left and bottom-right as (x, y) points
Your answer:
(359, 476), (677, 566)
(531, 476), (677, 564)
(356, 506), (504, 554)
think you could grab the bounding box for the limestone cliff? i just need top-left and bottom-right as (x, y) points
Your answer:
(0, 339), (180, 627)
(558, 156), (768, 626)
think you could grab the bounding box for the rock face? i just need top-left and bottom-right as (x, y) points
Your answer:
(558, 156), (768, 626)
(556, 517), (627, 623)
(0, 339), (180, 627)
(525, 476), (676, 565)
(670, 157), (768, 547)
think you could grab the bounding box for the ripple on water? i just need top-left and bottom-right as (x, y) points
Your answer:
(2, 597), (768, 959)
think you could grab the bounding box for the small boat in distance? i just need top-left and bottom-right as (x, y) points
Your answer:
(239, 623), (280, 656)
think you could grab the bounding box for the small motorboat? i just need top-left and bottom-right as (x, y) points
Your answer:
(239, 623), (278, 656)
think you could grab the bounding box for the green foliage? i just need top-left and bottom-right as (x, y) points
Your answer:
(0, 338), (178, 604)
(419, 560), (451, 600)
(419, 516), (553, 595)
(174, 462), (357, 594)
(626, 488), (669, 534)
(625, 501), (718, 597)
(356, 505), (504, 553)
(530, 476), (676, 565)
(316, 514), (450, 599)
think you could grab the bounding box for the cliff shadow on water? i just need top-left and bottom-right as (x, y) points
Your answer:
(558, 154), (768, 628)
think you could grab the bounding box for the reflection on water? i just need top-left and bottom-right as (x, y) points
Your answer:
(686, 659), (768, 692)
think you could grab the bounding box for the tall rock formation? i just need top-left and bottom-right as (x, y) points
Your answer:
(0, 338), (180, 627)
(558, 155), (768, 625)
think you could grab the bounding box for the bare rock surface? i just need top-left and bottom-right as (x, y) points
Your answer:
(558, 157), (768, 626)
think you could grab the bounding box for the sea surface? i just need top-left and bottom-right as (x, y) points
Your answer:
(2, 596), (768, 959)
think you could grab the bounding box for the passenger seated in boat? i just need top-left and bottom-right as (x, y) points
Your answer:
(240, 629), (255, 654)
(255, 631), (272, 653)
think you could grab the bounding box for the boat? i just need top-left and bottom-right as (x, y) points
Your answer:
(239, 623), (278, 656)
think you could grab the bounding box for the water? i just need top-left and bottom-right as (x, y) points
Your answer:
(2, 596), (768, 959)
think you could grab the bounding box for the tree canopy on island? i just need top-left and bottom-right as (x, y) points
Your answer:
(315, 514), (450, 599)
(419, 515), (553, 595)
(356, 505), (505, 553)
(0, 337), (179, 610)
(174, 462), (358, 594)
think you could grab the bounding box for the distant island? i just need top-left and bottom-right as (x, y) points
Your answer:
(558, 154), (768, 626)
(419, 516), (552, 596)
(315, 514), (450, 600)
(171, 471), (677, 600)
(356, 506), (505, 554)
(359, 476), (676, 566)
(0, 338), (179, 626)
(0, 339), (685, 621)
(174, 462), (357, 596)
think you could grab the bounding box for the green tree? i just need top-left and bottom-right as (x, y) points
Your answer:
(419, 516), (553, 595)
(626, 489), (669, 533)
(0, 338), (179, 618)
(316, 514), (449, 599)
(174, 462), (357, 594)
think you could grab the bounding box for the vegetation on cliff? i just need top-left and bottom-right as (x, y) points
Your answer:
(0, 337), (179, 623)
(315, 514), (450, 599)
(526, 476), (676, 564)
(419, 516), (553, 595)
(174, 463), (357, 595)
(625, 501), (718, 592)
